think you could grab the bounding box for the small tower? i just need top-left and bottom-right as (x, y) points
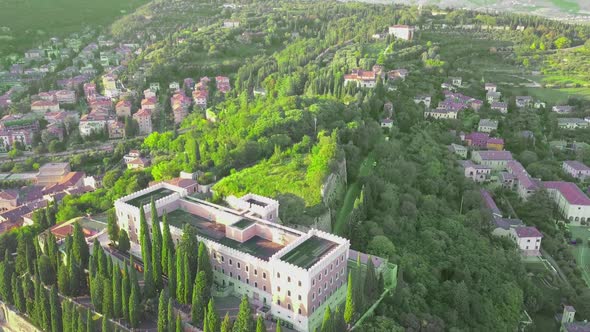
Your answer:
(562, 305), (576, 325)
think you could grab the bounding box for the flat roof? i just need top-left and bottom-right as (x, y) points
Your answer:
(232, 218), (255, 230)
(125, 188), (175, 208)
(247, 198), (268, 207)
(167, 209), (283, 260)
(280, 235), (338, 269)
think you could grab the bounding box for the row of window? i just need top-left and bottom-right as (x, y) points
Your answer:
(215, 253), (269, 279)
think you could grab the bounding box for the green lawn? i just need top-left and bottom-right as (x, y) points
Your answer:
(125, 188), (174, 208)
(568, 225), (590, 287)
(280, 235), (337, 269)
(333, 155), (375, 236)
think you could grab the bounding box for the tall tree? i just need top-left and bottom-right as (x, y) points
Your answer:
(175, 314), (183, 332)
(334, 306), (345, 332)
(191, 271), (209, 326)
(107, 209), (119, 244)
(256, 315), (266, 332)
(364, 256), (377, 301)
(232, 296), (253, 332)
(205, 298), (219, 332)
(183, 252), (192, 304)
(102, 314), (108, 332)
(129, 283), (139, 328)
(112, 266), (122, 318)
(118, 230), (130, 253)
(13, 273), (25, 312)
(41, 287), (51, 331)
(50, 286), (62, 332)
(158, 290), (168, 332)
(161, 212), (174, 275)
(167, 297), (175, 332)
(176, 249), (185, 303)
(276, 320), (282, 332)
(167, 252), (176, 300)
(85, 308), (93, 332)
(321, 306), (333, 332)
(0, 256), (13, 302)
(121, 269), (129, 321)
(220, 312), (232, 332)
(72, 223), (90, 268)
(197, 242), (212, 287)
(62, 301), (71, 332)
(344, 272), (354, 325)
(102, 275), (113, 317)
(139, 206), (155, 298)
(151, 199), (163, 291)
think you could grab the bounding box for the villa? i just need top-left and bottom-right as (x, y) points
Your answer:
(543, 181), (590, 224)
(562, 160), (590, 181)
(114, 182), (373, 332)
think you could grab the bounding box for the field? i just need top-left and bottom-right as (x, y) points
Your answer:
(568, 225), (590, 287)
(0, 0), (148, 55)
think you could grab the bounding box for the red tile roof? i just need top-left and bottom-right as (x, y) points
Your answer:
(543, 181), (590, 205)
(514, 226), (543, 238)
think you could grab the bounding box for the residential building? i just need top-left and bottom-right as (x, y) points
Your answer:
(509, 226), (542, 256)
(36, 163), (71, 186)
(424, 108), (458, 119)
(492, 217), (524, 237)
(448, 143), (467, 159)
(115, 184), (359, 332)
(471, 150), (513, 170)
(413, 95), (431, 108)
(506, 161), (538, 200)
(464, 132), (490, 149)
(192, 90), (208, 108)
(216, 76), (231, 93)
(102, 73), (120, 98)
(344, 69), (377, 88)
(387, 69), (408, 81)
(499, 172), (517, 189)
(115, 100), (132, 118)
(141, 97), (157, 111)
(491, 102), (508, 114)
(388, 25), (415, 40)
(133, 108), (152, 135)
(558, 118), (588, 130)
(79, 109), (116, 137)
(563, 161), (590, 181)
(484, 83), (497, 93)
(552, 105), (574, 114)
(223, 20), (240, 28)
(486, 138), (504, 151)
(478, 119), (498, 133)
(124, 150), (141, 164)
(459, 160), (491, 183)
(515, 96), (533, 108)
(127, 157), (150, 170)
(560, 305), (590, 332)
(486, 91), (502, 104)
(108, 121), (125, 139)
(450, 77), (462, 87)
(543, 181), (590, 224)
(31, 100), (60, 114)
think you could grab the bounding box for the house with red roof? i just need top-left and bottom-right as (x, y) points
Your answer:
(344, 69), (377, 88)
(133, 108), (152, 135)
(115, 100), (132, 118)
(509, 226), (543, 256)
(563, 160), (590, 181)
(459, 160), (491, 183)
(31, 100), (60, 114)
(507, 161), (539, 200)
(543, 181), (590, 224)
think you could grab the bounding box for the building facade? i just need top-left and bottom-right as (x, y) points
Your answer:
(114, 184), (351, 332)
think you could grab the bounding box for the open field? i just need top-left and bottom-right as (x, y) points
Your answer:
(568, 225), (590, 287)
(0, 0), (148, 55)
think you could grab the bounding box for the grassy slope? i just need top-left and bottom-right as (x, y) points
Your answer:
(0, 0), (148, 54)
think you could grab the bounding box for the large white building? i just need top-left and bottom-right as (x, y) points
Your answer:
(114, 182), (356, 332)
(509, 226), (543, 256)
(543, 181), (590, 224)
(388, 25), (415, 40)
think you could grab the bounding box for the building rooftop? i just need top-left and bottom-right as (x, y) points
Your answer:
(232, 218), (255, 230)
(475, 150), (513, 161)
(126, 187), (175, 208)
(494, 217), (524, 230)
(507, 161), (538, 190)
(564, 160), (590, 172)
(280, 235), (338, 269)
(480, 189), (502, 216)
(514, 226), (543, 238)
(543, 181), (590, 206)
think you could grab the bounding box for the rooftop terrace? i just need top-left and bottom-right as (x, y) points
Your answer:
(232, 218), (255, 230)
(167, 209), (284, 260)
(126, 188), (175, 208)
(280, 235), (338, 269)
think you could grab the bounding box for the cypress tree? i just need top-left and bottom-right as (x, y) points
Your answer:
(150, 198), (163, 290)
(113, 266), (122, 318)
(220, 312), (232, 332)
(91, 275), (103, 313)
(76, 309), (85, 332)
(167, 298), (175, 332)
(205, 298), (219, 332)
(68, 253), (80, 296)
(176, 250), (184, 303)
(183, 253), (192, 304)
(353, 255), (364, 312)
(276, 320), (282, 332)
(256, 315), (266, 332)
(50, 286), (62, 332)
(167, 252), (176, 300)
(321, 306), (333, 332)
(70, 304), (78, 332)
(364, 256), (377, 301)
(139, 206), (155, 298)
(107, 209), (119, 244)
(334, 306), (345, 332)
(158, 290), (168, 332)
(175, 314), (182, 332)
(72, 223), (90, 269)
(0, 259), (12, 302)
(15, 232), (32, 275)
(197, 242), (212, 287)
(118, 230), (130, 253)
(47, 233), (59, 272)
(42, 288), (51, 331)
(24, 277), (34, 317)
(191, 271), (208, 326)
(232, 296), (253, 332)
(13, 273), (25, 312)
(62, 301), (71, 332)
(86, 308), (93, 332)
(102, 314), (108, 332)
(121, 271), (129, 321)
(129, 283), (139, 328)
(344, 272), (354, 325)
(161, 212), (174, 275)
(58, 263), (70, 295)
(102, 276), (113, 317)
